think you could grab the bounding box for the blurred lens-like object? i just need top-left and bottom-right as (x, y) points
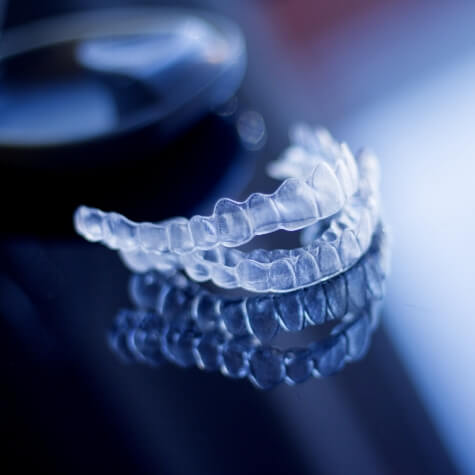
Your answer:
(77, 17), (228, 90)
(0, 8), (246, 150)
(0, 8), (248, 234)
(237, 110), (267, 150)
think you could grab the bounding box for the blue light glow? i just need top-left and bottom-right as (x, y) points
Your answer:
(339, 51), (475, 475)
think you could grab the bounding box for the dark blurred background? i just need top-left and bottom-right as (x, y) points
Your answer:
(1, 1), (475, 474)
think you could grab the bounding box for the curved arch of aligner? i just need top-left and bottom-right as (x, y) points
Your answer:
(73, 125), (382, 295)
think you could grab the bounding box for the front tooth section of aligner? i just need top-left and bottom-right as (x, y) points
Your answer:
(138, 223), (169, 254)
(179, 253), (211, 282)
(103, 212), (139, 251)
(189, 215), (218, 249)
(294, 250), (321, 287)
(74, 206), (105, 242)
(182, 247), (240, 288)
(167, 218), (194, 254)
(149, 252), (182, 273)
(236, 259), (269, 292)
(246, 193), (281, 235)
(213, 198), (252, 247)
(310, 162), (345, 217)
(268, 259), (297, 292)
(120, 249), (154, 273)
(271, 178), (320, 230)
(209, 262), (239, 288)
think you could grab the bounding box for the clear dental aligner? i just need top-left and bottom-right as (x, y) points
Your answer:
(109, 302), (381, 390)
(127, 224), (388, 344)
(119, 148), (380, 293)
(74, 125), (360, 256)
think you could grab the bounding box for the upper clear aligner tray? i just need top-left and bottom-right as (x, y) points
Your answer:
(75, 125), (359, 251)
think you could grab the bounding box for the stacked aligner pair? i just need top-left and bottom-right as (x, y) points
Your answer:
(74, 124), (388, 388)
(75, 124), (381, 293)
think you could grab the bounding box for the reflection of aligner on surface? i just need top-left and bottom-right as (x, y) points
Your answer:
(74, 125), (360, 256)
(108, 226), (388, 389)
(109, 303), (381, 390)
(118, 149), (380, 293)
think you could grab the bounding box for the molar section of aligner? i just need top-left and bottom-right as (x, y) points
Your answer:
(309, 161), (345, 218)
(246, 193), (280, 235)
(103, 212), (139, 251)
(340, 143), (359, 192)
(214, 198), (252, 247)
(338, 229), (362, 268)
(334, 160), (355, 200)
(345, 313), (372, 360)
(138, 222), (169, 254)
(357, 149), (380, 191)
(167, 218), (194, 254)
(345, 262), (368, 310)
(189, 215), (218, 249)
(74, 206), (105, 242)
(355, 208), (373, 255)
(270, 178), (320, 231)
(364, 251), (387, 300)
